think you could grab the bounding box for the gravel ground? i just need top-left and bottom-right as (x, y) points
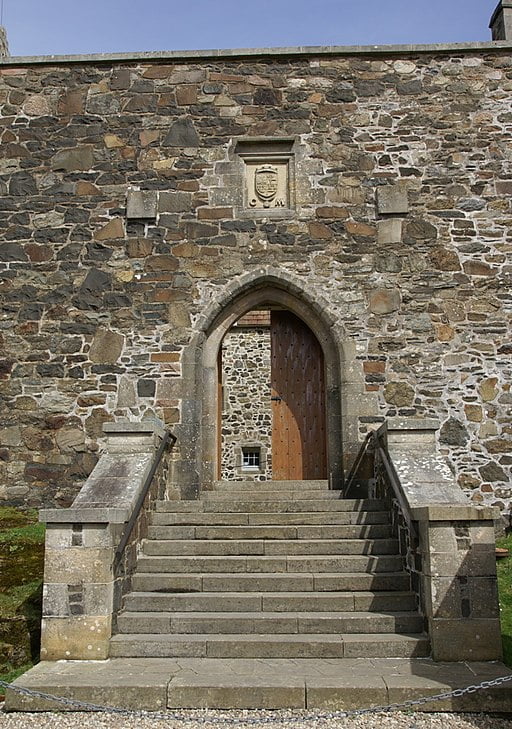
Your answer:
(1, 708), (512, 729)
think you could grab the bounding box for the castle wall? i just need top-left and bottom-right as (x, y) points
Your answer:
(0, 47), (510, 509)
(220, 325), (272, 481)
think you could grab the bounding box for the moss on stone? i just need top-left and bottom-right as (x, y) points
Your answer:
(0, 507), (44, 693)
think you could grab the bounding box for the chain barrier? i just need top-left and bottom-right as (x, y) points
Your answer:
(2, 673), (512, 723)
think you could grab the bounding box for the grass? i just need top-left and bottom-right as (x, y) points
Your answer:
(496, 534), (512, 667)
(0, 507), (45, 698)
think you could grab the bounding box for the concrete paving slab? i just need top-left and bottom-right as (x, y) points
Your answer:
(6, 657), (512, 713)
(306, 675), (388, 710)
(5, 658), (180, 711)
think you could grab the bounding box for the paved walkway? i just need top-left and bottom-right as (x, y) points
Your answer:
(5, 658), (512, 713)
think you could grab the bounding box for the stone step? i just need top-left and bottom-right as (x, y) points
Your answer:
(123, 590), (418, 613)
(109, 632), (430, 659)
(142, 538), (399, 556)
(154, 499), (386, 513)
(202, 490), (340, 501)
(116, 610), (424, 635)
(130, 571), (411, 593)
(212, 480), (330, 491)
(147, 523), (394, 540)
(135, 554), (404, 574)
(150, 511), (390, 526)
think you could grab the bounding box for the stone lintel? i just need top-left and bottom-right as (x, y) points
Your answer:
(40, 507), (130, 524)
(411, 504), (499, 522)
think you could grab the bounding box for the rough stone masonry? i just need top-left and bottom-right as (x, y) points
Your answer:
(0, 30), (511, 512)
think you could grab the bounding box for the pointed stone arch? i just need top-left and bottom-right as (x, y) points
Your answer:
(176, 267), (365, 498)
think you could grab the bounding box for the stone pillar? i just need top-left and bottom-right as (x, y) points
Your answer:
(39, 421), (166, 660)
(39, 509), (127, 660)
(490, 1), (512, 40)
(386, 417), (502, 662)
(414, 504), (503, 662)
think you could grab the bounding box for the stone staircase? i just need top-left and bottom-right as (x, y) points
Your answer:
(110, 479), (429, 659)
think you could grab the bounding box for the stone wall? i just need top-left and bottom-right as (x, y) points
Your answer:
(0, 45), (510, 510)
(221, 325), (272, 480)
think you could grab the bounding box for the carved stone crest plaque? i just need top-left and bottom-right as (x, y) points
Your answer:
(245, 160), (289, 209)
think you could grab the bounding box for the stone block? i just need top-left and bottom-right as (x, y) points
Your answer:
(378, 218), (402, 245)
(163, 119), (200, 147)
(424, 547), (496, 578)
(43, 546), (112, 583)
(5, 658), (173, 712)
(0, 425), (21, 446)
(44, 525), (74, 549)
(40, 615), (112, 660)
(376, 185), (409, 214)
(42, 583), (69, 617)
(83, 582), (114, 615)
(424, 575), (500, 620)
(168, 675), (305, 709)
(51, 145), (94, 172)
(126, 189), (157, 219)
(369, 288), (401, 314)
(306, 677), (387, 710)
(430, 618), (502, 661)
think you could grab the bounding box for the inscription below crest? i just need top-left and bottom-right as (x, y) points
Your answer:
(246, 161), (288, 209)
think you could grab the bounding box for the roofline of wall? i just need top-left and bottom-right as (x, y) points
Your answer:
(1, 41), (512, 67)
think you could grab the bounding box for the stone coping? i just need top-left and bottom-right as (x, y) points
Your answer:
(411, 504), (499, 522)
(0, 41), (511, 67)
(40, 507), (130, 524)
(103, 419), (167, 438)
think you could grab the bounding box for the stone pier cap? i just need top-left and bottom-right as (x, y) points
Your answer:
(40, 420), (166, 525)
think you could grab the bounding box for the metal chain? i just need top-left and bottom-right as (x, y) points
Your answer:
(2, 673), (512, 723)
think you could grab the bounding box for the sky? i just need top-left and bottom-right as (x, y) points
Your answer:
(1, 0), (502, 58)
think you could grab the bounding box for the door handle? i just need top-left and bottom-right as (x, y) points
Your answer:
(271, 396), (282, 402)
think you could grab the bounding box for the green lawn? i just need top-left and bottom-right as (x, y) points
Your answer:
(496, 534), (512, 667)
(0, 507), (45, 697)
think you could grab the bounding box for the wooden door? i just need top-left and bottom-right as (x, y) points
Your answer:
(271, 311), (327, 480)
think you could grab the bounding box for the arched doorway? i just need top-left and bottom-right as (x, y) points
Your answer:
(219, 308), (327, 481)
(182, 269), (350, 495)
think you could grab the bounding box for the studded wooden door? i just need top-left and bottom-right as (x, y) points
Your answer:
(270, 311), (327, 480)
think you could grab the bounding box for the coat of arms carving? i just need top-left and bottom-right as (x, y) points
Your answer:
(254, 165), (279, 205)
(247, 162), (288, 209)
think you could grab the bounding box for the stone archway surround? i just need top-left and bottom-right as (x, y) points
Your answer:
(177, 267), (369, 498)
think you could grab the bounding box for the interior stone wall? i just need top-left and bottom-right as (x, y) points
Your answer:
(0, 47), (510, 510)
(220, 326), (272, 481)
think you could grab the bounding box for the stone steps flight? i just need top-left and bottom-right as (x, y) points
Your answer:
(112, 480), (429, 664)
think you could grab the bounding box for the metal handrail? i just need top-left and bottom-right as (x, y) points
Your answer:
(343, 429), (374, 497)
(113, 429), (176, 571)
(344, 421), (417, 539)
(372, 424), (417, 541)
